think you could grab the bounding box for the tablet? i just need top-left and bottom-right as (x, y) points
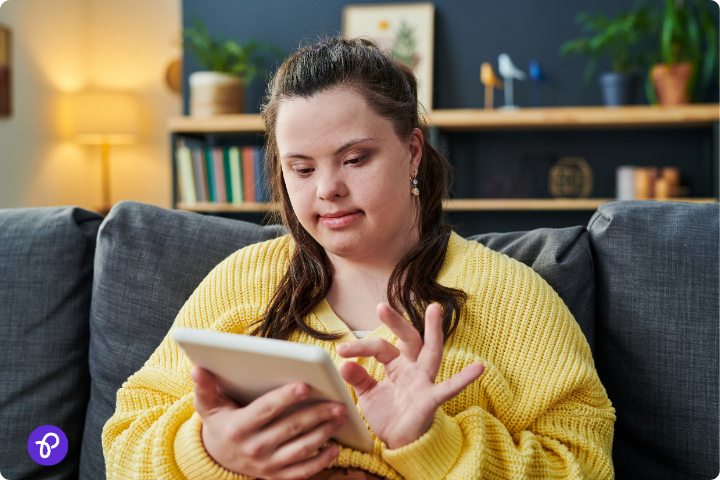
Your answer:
(172, 327), (375, 453)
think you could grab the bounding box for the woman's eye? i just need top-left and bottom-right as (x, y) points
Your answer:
(346, 156), (366, 165)
(295, 168), (314, 175)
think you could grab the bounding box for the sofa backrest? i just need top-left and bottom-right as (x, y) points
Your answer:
(79, 201), (287, 479)
(83, 201), (596, 478)
(0, 207), (103, 480)
(588, 200), (719, 479)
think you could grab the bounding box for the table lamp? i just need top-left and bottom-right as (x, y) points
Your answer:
(72, 91), (139, 215)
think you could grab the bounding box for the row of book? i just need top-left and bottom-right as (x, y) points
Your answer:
(175, 144), (270, 204)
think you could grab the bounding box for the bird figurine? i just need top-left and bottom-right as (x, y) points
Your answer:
(498, 53), (526, 110)
(529, 60), (548, 108)
(480, 63), (504, 110)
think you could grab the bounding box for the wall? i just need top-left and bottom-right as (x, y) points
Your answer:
(181, 0), (719, 113)
(0, 0), (181, 210)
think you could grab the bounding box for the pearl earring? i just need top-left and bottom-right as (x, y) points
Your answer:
(411, 174), (419, 196)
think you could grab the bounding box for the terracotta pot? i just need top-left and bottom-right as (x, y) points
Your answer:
(651, 62), (693, 106)
(189, 71), (244, 117)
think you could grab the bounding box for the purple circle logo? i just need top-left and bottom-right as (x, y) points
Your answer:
(27, 425), (68, 466)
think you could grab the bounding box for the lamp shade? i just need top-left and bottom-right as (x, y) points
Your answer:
(72, 91), (139, 144)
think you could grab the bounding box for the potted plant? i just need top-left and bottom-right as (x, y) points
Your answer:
(559, 4), (658, 106)
(183, 17), (283, 116)
(647, 0), (718, 106)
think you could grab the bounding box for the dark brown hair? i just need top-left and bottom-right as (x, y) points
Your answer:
(252, 37), (466, 342)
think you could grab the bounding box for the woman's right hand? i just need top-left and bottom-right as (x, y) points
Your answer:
(190, 366), (346, 479)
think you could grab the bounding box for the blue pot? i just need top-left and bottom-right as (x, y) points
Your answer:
(599, 72), (638, 106)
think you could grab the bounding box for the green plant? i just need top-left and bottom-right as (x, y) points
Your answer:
(183, 16), (284, 86)
(559, 2), (659, 85)
(651, 0), (719, 102)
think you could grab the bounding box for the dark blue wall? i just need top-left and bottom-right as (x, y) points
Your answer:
(181, 0), (719, 113)
(180, 0), (719, 232)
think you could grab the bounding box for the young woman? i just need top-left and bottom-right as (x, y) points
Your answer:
(103, 38), (615, 480)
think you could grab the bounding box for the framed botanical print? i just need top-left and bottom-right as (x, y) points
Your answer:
(0, 24), (10, 117)
(342, 3), (435, 110)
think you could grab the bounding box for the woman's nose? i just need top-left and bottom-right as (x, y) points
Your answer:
(316, 170), (348, 200)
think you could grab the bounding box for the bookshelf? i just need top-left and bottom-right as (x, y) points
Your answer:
(169, 104), (719, 213)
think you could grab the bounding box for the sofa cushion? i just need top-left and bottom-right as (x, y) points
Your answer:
(0, 207), (102, 480)
(80, 201), (286, 479)
(467, 226), (595, 354)
(588, 200), (719, 479)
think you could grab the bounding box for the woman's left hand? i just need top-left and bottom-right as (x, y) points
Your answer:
(336, 302), (485, 450)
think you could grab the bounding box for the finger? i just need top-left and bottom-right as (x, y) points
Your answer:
(241, 382), (310, 431)
(254, 401), (345, 453)
(270, 415), (346, 468)
(191, 367), (238, 417)
(274, 444), (340, 480)
(416, 303), (444, 377)
(376, 302), (422, 360)
(432, 362), (485, 406)
(337, 338), (400, 364)
(338, 360), (377, 397)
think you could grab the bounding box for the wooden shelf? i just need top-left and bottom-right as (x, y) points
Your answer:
(177, 197), (717, 213)
(427, 104), (720, 131)
(169, 114), (264, 133)
(168, 105), (719, 133)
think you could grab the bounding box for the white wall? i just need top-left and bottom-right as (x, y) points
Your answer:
(0, 0), (181, 210)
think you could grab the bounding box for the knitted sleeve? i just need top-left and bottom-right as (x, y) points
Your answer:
(381, 243), (616, 479)
(380, 377), (615, 479)
(102, 237), (290, 480)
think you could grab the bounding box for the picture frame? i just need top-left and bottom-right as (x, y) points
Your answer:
(0, 24), (10, 117)
(342, 2), (435, 110)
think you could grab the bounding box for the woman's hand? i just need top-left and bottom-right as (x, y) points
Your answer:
(190, 367), (346, 479)
(336, 302), (485, 449)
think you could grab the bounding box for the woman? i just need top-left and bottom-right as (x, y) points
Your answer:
(103, 37), (615, 479)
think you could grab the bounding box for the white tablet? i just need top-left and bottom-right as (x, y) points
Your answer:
(172, 327), (375, 453)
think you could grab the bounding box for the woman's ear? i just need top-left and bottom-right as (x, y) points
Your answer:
(408, 128), (424, 176)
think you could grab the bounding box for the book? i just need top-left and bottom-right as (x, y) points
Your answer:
(191, 147), (208, 202)
(229, 146), (244, 205)
(212, 147), (227, 203)
(222, 147), (233, 203)
(205, 147), (216, 202)
(176, 145), (197, 204)
(242, 146), (256, 202)
(254, 146), (271, 203)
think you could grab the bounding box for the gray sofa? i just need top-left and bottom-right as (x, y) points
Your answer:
(0, 200), (717, 479)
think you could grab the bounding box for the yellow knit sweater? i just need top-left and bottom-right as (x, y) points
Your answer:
(102, 231), (615, 479)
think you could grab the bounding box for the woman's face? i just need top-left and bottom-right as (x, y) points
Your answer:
(276, 86), (422, 262)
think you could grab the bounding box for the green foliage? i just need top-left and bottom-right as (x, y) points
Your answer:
(559, 2), (659, 85)
(183, 16), (284, 86)
(658, 0), (718, 102)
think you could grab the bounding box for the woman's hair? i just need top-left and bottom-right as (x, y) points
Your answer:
(252, 36), (466, 342)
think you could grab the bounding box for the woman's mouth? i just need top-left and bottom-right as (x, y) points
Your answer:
(318, 211), (363, 229)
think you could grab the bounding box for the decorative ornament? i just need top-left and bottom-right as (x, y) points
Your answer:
(548, 157), (593, 198)
(497, 53), (527, 110)
(480, 62), (503, 110)
(529, 60), (547, 108)
(411, 176), (419, 196)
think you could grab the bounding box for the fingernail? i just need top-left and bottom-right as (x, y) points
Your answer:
(295, 384), (307, 398)
(332, 405), (342, 416)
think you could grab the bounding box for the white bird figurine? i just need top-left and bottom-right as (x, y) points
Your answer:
(498, 53), (526, 110)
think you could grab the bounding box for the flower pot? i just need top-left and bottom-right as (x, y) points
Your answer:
(651, 62), (693, 106)
(598, 72), (638, 107)
(189, 71), (244, 117)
